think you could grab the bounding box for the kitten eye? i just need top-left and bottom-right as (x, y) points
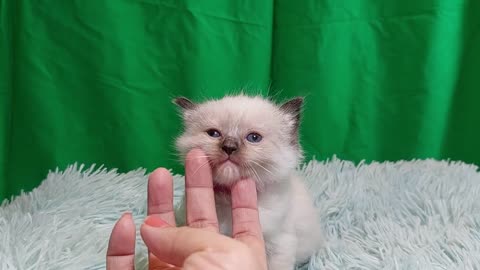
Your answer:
(206, 129), (222, 138)
(246, 132), (262, 143)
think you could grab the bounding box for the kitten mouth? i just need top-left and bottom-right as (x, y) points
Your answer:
(217, 157), (239, 166)
(210, 157), (242, 188)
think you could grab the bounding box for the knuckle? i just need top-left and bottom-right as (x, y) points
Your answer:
(188, 219), (219, 231)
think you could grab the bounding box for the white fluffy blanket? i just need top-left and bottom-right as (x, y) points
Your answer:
(1, 158), (480, 270)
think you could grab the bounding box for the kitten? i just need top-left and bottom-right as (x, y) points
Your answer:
(174, 94), (323, 270)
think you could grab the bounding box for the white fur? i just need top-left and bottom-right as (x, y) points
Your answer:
(174, 94), (324, 270)
(3, 159), (480, 269)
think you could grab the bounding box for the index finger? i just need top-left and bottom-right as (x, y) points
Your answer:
(106, 213), (136, 270)
(185, 148), (219, 232)
(147, 168), (177, 269)
(148, 168), (176, 226)
(231, 179), (265, 254)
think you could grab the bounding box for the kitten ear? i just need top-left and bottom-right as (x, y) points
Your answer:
(280, 97), (304, 122)
(280, 97), (304, 144)
(280, 97), (304, 146)
(173, 97), (197, 111)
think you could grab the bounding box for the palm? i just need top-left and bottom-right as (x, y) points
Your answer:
(106, 149), (266, 270)
(148, 254), (181, 270)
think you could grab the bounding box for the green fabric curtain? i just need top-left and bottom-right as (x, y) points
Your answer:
(1, 0), (479, 201)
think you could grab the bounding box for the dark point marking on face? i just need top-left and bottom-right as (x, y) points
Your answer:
(280, 97), (304, 146)
(280, 97), (304, 120)
(221, 136), (240, 155)
(173, 97), (197, 110)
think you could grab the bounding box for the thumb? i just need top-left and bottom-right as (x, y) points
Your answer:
(140, 216), (238, 267)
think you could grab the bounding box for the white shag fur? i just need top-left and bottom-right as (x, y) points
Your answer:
(1, 158), (480, 270)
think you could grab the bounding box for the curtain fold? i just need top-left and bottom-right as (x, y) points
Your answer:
(270, 0), (480, 164)
(0, 0), (14, 200)
(1, 0), (479, 201)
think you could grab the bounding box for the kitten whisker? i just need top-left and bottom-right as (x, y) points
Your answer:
(244, 163), (259, 182)
(188, 160), (211, 178)
(165, 155), (210, 165)
(183, 155), (210, 161)
(246, 163), (265, 191)
(250, 160), (275, 177)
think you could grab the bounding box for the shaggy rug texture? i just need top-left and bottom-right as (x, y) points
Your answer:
(1, 158), (480, 270)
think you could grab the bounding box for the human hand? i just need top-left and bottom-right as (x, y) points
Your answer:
(106, 149), (268, 270)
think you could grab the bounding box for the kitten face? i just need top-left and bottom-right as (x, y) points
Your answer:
(174, 95), (304, 189)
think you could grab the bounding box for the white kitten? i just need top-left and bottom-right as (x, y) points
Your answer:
(174, 94), (323, 270)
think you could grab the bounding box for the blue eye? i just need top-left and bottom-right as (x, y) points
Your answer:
(206, 129), (221, 138)
(246, 133), (262, 143)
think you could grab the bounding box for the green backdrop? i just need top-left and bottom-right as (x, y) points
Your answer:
(1, 0), (479, 201)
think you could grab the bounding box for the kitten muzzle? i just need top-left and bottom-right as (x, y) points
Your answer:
(221, 137), (239, 155)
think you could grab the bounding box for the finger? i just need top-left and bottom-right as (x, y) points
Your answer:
(147, 168), (177, 269)
(140, 219), (238, 267)
(106, 213), (136, 270)
(231, 179), (266, 255)
(185, 148), (219, 232)
(148, 168), (176, 226)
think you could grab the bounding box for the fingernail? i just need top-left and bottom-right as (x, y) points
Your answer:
(144, 215), (170, 228)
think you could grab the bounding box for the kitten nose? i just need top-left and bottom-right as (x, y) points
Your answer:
(222, 145), (237, 155)
(221, 137), (238, 155)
